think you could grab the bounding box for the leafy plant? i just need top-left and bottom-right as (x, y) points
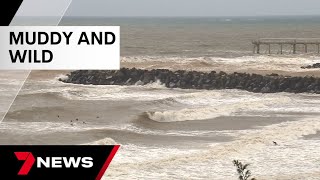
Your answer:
(233, 160), (256, 180)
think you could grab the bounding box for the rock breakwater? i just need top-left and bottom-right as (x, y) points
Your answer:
(61, 68), (320, 94)
(301, 63), (320, 69)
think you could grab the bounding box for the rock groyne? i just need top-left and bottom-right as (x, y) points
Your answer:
(301, 63), (320, 69)
(61, 68), (320, 94)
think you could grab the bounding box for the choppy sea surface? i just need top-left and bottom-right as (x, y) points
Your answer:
(1, 16), (320, 179)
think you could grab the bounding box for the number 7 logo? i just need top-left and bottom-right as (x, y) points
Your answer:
(14, 152), (35, 175)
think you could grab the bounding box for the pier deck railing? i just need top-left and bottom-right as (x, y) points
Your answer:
(252, 38), (320, 54)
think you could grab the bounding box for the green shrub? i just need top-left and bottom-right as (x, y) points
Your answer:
(233, 160), (256, 180)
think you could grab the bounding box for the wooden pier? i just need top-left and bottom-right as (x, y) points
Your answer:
(253, 38), (320, 54)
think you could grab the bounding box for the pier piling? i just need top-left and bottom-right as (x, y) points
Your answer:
(305, 44), (308, 53)
(253, 38), (320, 54)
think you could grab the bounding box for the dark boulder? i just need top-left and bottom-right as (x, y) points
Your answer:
(301, 63), (320, 69)
(60, 68), (320, 94)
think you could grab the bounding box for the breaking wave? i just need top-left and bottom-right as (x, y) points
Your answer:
(83, 137), (117, 145)
(145, 96), (291, 122)
(122, 55), (320, 72)
(105, 117), (320, 179)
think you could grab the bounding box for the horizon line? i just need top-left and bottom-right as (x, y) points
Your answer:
(16, 14), (320, 18)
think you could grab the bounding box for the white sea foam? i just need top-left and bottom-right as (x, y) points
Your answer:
(83, 137), (117, 145)
(146, 105), (243, 122)
(121, 124), (234, 137)
(21, 77), (174, 101)
(140, 79), (166, 89)
(146, 95), (292, 122)
(105, 118), (320, 179)
(122, 55), (320, 72)
(21, 77), (320, 123)
(8, 67), (320, 179)
(54, 74), (68, 81)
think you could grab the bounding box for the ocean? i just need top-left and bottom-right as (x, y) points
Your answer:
(1, 16), (320, 179)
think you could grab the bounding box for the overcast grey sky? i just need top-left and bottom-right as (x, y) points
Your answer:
(64, 0), (320, 17)
(17, 0), (320, 17)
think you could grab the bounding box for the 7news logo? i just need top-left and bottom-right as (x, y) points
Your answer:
(15, 152), (93, 175)
(0, 145), (119, 180)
